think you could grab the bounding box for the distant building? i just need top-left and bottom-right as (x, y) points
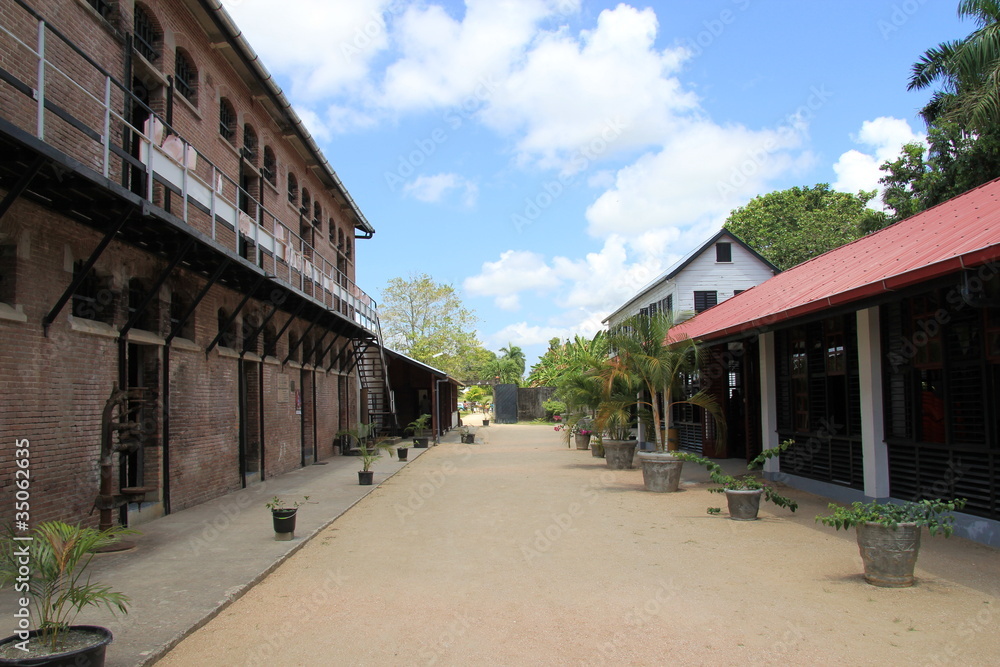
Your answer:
(604, 229), (779, 328)
(604, 229), (778, 452)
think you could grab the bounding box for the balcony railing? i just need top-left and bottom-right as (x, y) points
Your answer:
(0, 0), (377, 333)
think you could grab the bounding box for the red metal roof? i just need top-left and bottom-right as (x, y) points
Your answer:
(670, 177), (1000, 343)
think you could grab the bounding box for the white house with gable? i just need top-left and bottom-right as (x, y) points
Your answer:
(604, 229), (779, 328)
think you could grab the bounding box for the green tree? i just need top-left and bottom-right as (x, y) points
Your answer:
(379, 273), (485, 378)
(908, 0), (1000, 130)
(499, 342), (526, 378)
(724, 184), (876, 270)
(873, 122), (1000, 226)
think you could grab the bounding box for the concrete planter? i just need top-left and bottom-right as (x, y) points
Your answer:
(856, 522), (922, 587)
(637, 452), (683, 492)
(603, 440), (636, 470)
(574, 434), (591, 450)
(725, 488), (764, 520)
(591, 442), (605, 457)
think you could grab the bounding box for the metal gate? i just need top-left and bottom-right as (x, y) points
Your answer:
(494, 384), (519, 424)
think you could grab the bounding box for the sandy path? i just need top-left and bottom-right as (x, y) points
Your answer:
(157, 425), (1000, 666)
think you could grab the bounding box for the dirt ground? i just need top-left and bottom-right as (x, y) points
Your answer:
(157, 424), (1000, 666)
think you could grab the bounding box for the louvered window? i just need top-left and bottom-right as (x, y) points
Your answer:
(694, 290), (717, 313)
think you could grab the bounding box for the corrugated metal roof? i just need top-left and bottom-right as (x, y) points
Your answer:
(670, 177), (1000, 343)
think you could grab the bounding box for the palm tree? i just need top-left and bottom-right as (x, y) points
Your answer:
(499, 342), (526, 377)
(596, 312), (725, 452)
(908, 0), (1000, 130)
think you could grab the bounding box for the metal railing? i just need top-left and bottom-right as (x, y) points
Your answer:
(0, 0), (378, 333)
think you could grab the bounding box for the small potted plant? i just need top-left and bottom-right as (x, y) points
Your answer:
(0, 521), (134, 666)
(671, 440), (798, 519)
(406, 414), (432, 448)
(458, 426), (476, 444)
(357, 436), (394, 485)
(265, 495), (310, 541)
(395, 440), (409, 462)
(816, 497), (966, 587)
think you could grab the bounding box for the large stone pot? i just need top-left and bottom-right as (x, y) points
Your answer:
(574, 433), (591, 450)
(602, 440), (636, 470)
(591, 441), (605, 458)
(855, 522), (922, 587)
(637, 452), (684, 492)
(725, 488), (764, 520)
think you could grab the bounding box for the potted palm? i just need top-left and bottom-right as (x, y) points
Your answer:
(671, 440), (798, 519)
(816, 498), (966, 587)
(0, 521), (134, 666)
(598, 312), (725, 491)
(265, 496), (310, 541)
(406, 414), (432, 448)
(357, 436), (394, 485)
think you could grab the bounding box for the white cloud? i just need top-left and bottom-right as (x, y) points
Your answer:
(379, 0), (574, 111)
(463, 250), (559, 308)
(221, 0), (391, 99)
(585, 119), (809, 238)
(832, 117), (925, 202)
(403, 173), (479, 206)
(479, 4), (697, 171)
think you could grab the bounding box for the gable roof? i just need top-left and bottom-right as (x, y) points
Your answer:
(670, 177), (1000, 344)
(604, 229), (779, 323)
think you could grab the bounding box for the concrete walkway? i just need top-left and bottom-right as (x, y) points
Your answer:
(153, 424), (1000, 666)
(0, 436), (437, 666)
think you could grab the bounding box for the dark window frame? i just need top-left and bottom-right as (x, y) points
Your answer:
(694, 290), (718, 313)
(174, 49), (197, 104)
(716, 242), (732, 263)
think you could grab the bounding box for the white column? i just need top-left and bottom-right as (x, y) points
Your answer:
(857, 307), (889, 498)
(758, 332), (780, 474)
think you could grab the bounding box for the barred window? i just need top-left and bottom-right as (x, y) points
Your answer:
(174, 49), (197, 104)
(134, 5), (159, 61)
(219, 98), (236, 143)
(87, 0), (115, 20)
(262, 146), (276, 185)
(242, 124), (258, 164)
(287, 173), (298, 204)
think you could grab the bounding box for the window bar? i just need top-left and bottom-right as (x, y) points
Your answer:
(102, 76), (111, 178)
(36, 20), (45, 139)
(210, 165), (217, 240)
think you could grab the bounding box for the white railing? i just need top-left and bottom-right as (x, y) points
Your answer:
(0, 2), (378, 333)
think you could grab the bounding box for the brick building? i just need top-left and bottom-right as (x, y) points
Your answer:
(0, 0), (395, 528)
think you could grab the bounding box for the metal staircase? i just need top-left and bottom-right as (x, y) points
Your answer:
(351, 316), (396, 435)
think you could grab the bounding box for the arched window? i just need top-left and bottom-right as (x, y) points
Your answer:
(287, 173), (298, 204)
(313, 202), (322, 230)
(242, 123), (258, 164)
(345, 237), (352, 260)
(262, 146), (276, 185)
(301, 188), (311, 216)
(134, 4), (161, 62)
(219, 97), (236, 143)
(174, 49), (197, 104)
(328, 218), (336, 244)
(337, 228), (344, 251)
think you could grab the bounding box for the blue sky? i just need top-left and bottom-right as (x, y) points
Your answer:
(221, 0), (971, 372)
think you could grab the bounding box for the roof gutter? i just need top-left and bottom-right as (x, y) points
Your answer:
(200, 0), (375, 237)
